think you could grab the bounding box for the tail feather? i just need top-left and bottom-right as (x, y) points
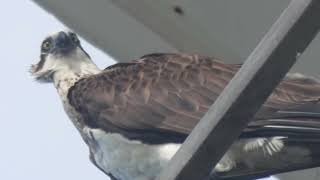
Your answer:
(244, 118), (320, 138)
(245, 103), (320, 138)
(215, 138), (320, 180)
(214, 104), (320, 179)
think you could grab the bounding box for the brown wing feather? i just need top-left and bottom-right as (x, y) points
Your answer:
(68, 53), (320, 141)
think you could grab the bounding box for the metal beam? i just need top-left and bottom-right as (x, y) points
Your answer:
(156, 0), (320, 180)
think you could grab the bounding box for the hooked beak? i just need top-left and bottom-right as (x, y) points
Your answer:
(53, 31), (77, 54)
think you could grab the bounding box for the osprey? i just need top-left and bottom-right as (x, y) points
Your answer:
(31, 31), (320, 180)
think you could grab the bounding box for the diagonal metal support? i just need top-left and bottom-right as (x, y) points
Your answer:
(156, 0), (320, 180)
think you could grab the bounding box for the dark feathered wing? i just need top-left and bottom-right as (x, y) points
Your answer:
(68, 53), (320, 178)
(69, 54), (240, 142)
(68, 53), (320, 142)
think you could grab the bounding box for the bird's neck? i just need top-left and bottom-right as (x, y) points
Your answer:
(53, 63), (100, 97)
(52, 63), (101, 137)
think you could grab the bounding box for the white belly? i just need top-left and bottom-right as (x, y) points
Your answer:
(87, 128), (180, 180)
(85, 128), (286, 180)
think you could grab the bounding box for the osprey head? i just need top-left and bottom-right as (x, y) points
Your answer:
(30, 31), (93, 83)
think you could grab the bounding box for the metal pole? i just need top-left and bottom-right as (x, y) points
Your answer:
(156, 0), (320, 180)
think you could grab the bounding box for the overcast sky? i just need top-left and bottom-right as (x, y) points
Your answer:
(0, 1), (114, 179)
(0, 1), (277, 180)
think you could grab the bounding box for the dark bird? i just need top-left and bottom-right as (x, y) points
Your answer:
(30, 31), (320, 180)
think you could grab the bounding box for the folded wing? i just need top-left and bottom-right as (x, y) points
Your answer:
(68, 53), (320, 142)
(68, 53), (320, 177)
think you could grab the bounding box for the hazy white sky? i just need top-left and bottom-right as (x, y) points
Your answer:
(0, 1), (114, 179)
(0, 1), (276, 180)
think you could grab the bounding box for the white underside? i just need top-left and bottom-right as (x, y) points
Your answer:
(87, 128), (179, 180)
(85, 128), (285, 180)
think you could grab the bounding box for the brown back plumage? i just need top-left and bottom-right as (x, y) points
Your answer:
(68, 53), (320, 143)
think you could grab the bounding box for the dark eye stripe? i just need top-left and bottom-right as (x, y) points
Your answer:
(69, 32), (77, 37)
(69, 32), (79, 43)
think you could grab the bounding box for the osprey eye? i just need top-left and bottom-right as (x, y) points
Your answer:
(70, 33), (79, 43)
(42, 41), (51, 52)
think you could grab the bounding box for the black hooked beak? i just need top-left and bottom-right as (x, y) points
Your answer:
(54, 31), (76, 53)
